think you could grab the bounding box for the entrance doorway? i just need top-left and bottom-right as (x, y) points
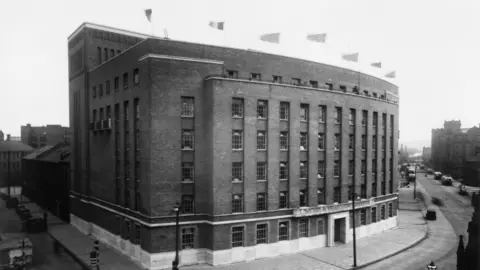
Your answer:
(334, 219), (341, 242)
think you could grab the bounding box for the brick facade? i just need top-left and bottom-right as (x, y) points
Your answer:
(68, 22), (400, 269)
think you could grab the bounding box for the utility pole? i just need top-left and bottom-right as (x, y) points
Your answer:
(413, 166), (417, 199)
(7, 150), (10, 197)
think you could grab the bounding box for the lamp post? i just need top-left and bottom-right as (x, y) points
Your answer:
(351, 191), (358, 268)
(413, 166), (417, 200)
(427, 261), (437, 270)
(172, 203), (181, 270)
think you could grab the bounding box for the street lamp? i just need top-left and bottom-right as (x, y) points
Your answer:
(351, 191), (358, 268)
(427, 261), (437, 270)
(172, 203), (182, 270)
(413, 166), (417, 200)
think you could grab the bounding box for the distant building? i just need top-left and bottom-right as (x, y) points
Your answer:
(431, 120), (480, 178)
(21, 124), (70, 148)
(0, 131), (4, 141)
(22, 143), (71, 221)
(422, 147), (431, 165)
(0, 134), (34, 187)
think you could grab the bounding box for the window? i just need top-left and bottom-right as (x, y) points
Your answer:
(182, 162), (194, 182)
(257, 100), (268, 119)
(371, 207), (377, 223)
(362, 110), (367, 126)
(97, 47), (102, 63)
(280, 102), (289, 120)
(232, 194), (243, 213)
(300, 104), (309, 121)
(133, 68), (139, 85)
(349, 134), (354, 150)
(361, 160), (366, 175)
(349, 211), (354, 228)
(373, 112), (378, 128)
(300, 162), (308, 179)
(257, 131), (266, 150)
(181, 130), (194, 150)
(92, 109), (97, 122)
(231, 226), (244, 247)
(106, 80), (111, 94)
(317, 161), (325, 178)
(372, 182), (377, 197)
(232, 98), (244, 118)
(256, 162), (266, 181)
(181, 228), (195, 249)
(182, 195), (194, 214)
(317, 219), (325, 235)
(299, 219), (309, 237)
(338, 85), (346, 92)
(348, 185), (354, 201)
(251, 73), (261, 80)
(388, 203), (393, 217)
(279, 162), (288, 180)
(381, 204), (386, 220)
(373, 92), (378, 98)
(99, 108), (104, 120)
(227, 70), (238, 78)
(110, 49), (115, 58)
(299, 190), (308, 207)
(333, 187), (341, 203)
(280, 132), (289, 150)
(317, 188), (325, 205)
(361, 184), (366, 198)
(372, 135), (377, 151)
(114, 77), (119, 92)
(104, 48), (108, 61)
(318, 105), (326, 123)
(92, 86), (96, 98)
(181, 97), (194, 117)
(390, 115), (394, 130)
(382, 113), (387, 129)
(335, 107), (342, 123)
(352, 86), (359, 94)
(123, 73), (129, 90)
(348, 160), (354, 176)
(278, 221), (289, 241)
(334, 134), (341, 150)
(257, 193), (266, 211)
(232, 130), (243, 150)
(279, 191), (288, 208)
(381, 181), (386, 195)
(326, 83), (334, 90)
(360, 209), (367, 225)
(334, 160), (340, 177)
(256, 224), (268, 244)
(232, 162), (243, 182)
(364, 90), (369, 96)
(362, 135), (366, 150)
(382, 136), (386, 151)
(318, 133), (325, 150)
(349, 109), (356, 125)
(372, 159), (377, 173)
(310, 80), (318, 88)
(300, 132), (308, 150)
(292, 78), (301, 85)
(273, 75), (282, 83)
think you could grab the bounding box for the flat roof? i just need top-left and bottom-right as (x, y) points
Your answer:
(68, 22), (150, 41)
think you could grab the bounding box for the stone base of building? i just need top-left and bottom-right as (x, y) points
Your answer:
(70, 213), (398, 270)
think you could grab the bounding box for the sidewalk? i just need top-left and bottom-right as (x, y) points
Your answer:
(19, 198), (145, 270)
(185, 188), (427, 270)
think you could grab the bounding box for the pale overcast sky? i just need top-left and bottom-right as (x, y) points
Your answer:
(0, 0), (479, 146)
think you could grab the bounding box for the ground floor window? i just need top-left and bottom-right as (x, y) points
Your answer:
(381, 204), (386, 220)
(231, 226), (244, 247)
(317, 218), (325, 235)
(388, 202), (393, 217)
(371, 207), (377, 223)
(256, 224), (268, 244)
(360, 209), (367, 225)
(299, 219), (309, 238)
(278, 221), (289, 241)
(181, 227), (195, 249)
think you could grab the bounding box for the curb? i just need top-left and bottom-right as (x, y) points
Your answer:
(47, 230), (91, 270)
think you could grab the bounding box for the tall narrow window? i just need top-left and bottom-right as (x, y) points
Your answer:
(318, 133), (325, 150)
(181, 97), (194, 117)
(388, 203), (393, 217)
(317, 219), (325, 234)
(372, 135), (377, 151)
(232, 98), (244, 118)
(334, 160), (340, 177)
(382, 113), (387, 129)
(123, 72), (129, 90)
(335, 107), (342, 124)
(232, 194), (243, 213)
(256, 162), (266, 181)
(232, 162), (243, 182)
(280, 102), (289, 120)
(104, 48), (109, 62)
(114, 77), (119, 92)
(181, 130), (194, 150)
(299, 190), (308, 207)
(106, 80), (111, 95)
(92, 86), (96, 98)
(317, 188), (325, 205)
(349, 109), (356, 125)
(181, 228), (195, 249)
(133, 68), (139, 85)
(256, 224), (268, 244)
(279, 162), (288, 180)
(300, 162), (308, 179)
(110, 49), (115, 58)
(361, 160), (366, 175)
(231, 226), (244, 247)
(333, 187), (341, 203)
(257, 131), (266, 150)
(257, 100), (268, 119)
(182, 195), (194, 214)
(300, 132), (308, 150)
(318, 105), (326, 123)
(256, 193), (266, 211)
(334, 134), (341, 150)
(97, 47), (102, 63)
(381, 204), (386, 220)
(232, 130), (243, 150)
(182, 162), (194, 182)
(317, 161), (325, 178)
(278, 221), (289, 241)
(348, 160), (354, 176)
(372, 182), (377, 197)
(280, 132), (289, 150)
(300, 104), (309, 121)
(279, 191), (288, 208)
(349, 134), (354, 150)
(362, 110), (367, 126)
(371, 207), (377, 223)
(373, 112), (378, 128)
(348, 185), (353, 201)
(299, 219), (309, 237)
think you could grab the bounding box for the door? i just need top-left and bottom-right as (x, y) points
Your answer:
(334, 219), (341, 242)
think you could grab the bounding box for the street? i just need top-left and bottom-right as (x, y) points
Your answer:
(0, 199), (83, 270)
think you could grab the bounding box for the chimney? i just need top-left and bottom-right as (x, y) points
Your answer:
(7, 134), (11, 141)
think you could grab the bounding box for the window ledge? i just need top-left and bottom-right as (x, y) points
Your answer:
(232, 116), (243, 119)
(279, 179), (288, 181)
(257, 180), (267, 182)
(181, 148), (194, 151)
(232, 149), (244, 151)
(257, 149), (267, 152)
(257, 117), (267, 120)
(280, 149), (288, 151)
(181, 116), (194, 118)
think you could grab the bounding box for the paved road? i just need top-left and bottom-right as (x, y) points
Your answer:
(418, 175), (474, 269)
(0, 200), (82, 270)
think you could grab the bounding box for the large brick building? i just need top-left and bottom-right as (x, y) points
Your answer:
(431, 121), (480, 178)
(0, 134), (34, 187)
(68, 22), (400, 269)
(21, 124), (70, 148)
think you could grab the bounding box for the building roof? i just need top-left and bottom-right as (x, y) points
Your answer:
(0, 141), (34, 152)
(23, 143), (70, 163)
(23, 146), (55, 160)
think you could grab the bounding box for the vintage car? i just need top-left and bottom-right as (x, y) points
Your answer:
(434, 172), (443, 180)
(0, 233), (33, 269)
(442, 175), (453, 186)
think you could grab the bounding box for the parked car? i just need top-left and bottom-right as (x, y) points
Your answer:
(427, 169), (434, 175)
(442, 176), (453, 186)
(434, 172), (443, 180)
